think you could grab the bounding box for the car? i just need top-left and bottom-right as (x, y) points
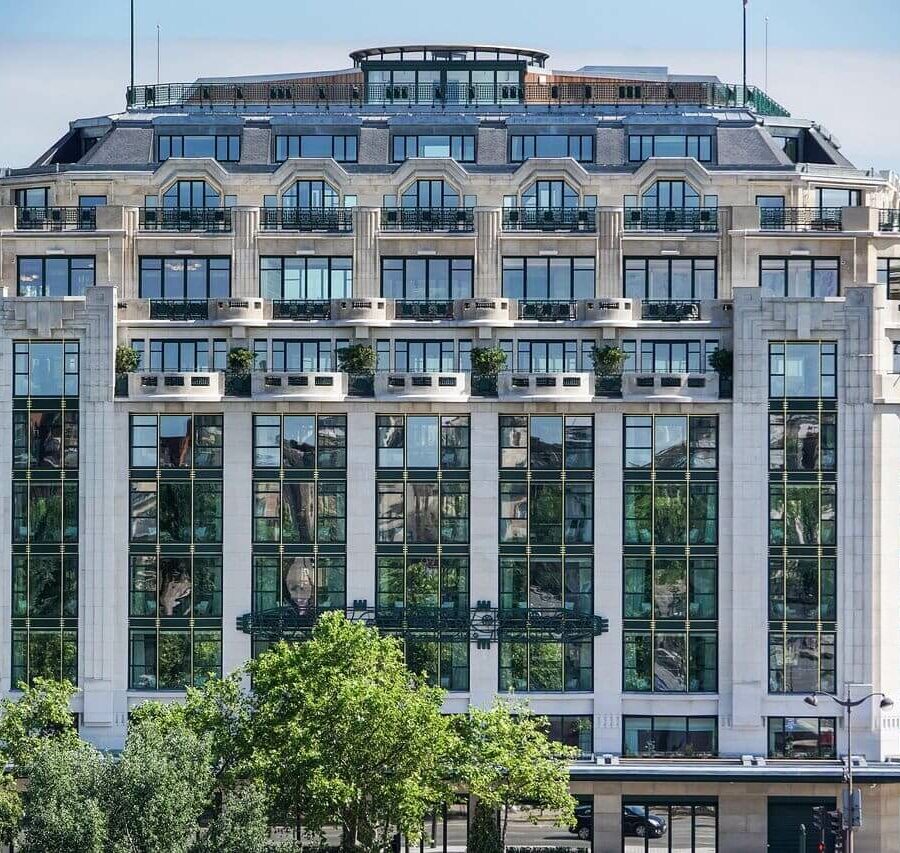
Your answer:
(568, 804), (593, 840)
(623, 805), (667, 839)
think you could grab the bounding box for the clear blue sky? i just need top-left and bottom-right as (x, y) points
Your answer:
(2, 0), (899, 167)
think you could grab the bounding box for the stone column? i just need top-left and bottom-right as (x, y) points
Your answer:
(474, 209), (501, 297)
(598, 209), (622, 298)
(345, 410), (376, 606)
(232, 206), (260, 299)
(353, 208), (380, 297)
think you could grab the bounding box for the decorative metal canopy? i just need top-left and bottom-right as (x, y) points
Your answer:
(236, 604), (608, 646)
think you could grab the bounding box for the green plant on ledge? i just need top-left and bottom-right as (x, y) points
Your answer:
(471, 346), (507, 377)
(708, 346), (733, 378)
(227, 347), (255, 376)
(591, 344), (627, 376)
(337, 343), (377, 376)
(115, 344), (140, 374)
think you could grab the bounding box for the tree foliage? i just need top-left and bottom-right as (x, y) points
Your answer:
(0, 773), (23, 848)
(248, 611), (457, 853)
(456, 702), (577, 847)
(0, 678), (79, 768)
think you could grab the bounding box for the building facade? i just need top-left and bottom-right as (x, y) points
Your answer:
(3, 43), (900, 851)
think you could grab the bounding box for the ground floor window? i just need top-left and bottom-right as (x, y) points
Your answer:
(507, 797), (592, 851)
(623, 799), (716, 852)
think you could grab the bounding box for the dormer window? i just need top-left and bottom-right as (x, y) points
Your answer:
(522, 180), (579, 210)
(282, 180), (339, 209)
(628, 134), (712, 163)
(510, 135), (593, 163)
(641, 180), (700, 210)
(162, 180), (221, 209)
(401, 180), (459, 209)
(157, 134), (240, 162)
(392, 135), (475, 163)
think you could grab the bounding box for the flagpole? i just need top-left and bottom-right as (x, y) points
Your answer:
(130, 0), (135, 95)
(742, 0), (748, 105)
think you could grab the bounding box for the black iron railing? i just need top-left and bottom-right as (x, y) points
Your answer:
(759, 206), (843, 232)
(127, 80), (789, 116)
(16, 206), (96, 231)
(148, 300), (210, 320)
(139, 207), (232, 232)
(624, 207), (718, 232)
(640, 300), (702, 321)
(272, 300), (332, 320)
(502, 207), (596, 232)
(260, 207), (353, 232)
(518, 300), (578, 321)
(380, 207), (474, 232)
(394, 300), (455, 320)
(879, 209), (900, 232)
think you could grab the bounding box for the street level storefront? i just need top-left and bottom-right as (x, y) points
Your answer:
(570, 761), (900, 852)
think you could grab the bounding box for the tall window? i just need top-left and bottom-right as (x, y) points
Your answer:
(622, 340), (719, 374)
(282, 180), (339, 208)
(641, 180), (700, 210)
(623, 415), (718, 693)
(767, 353), (837, 695)
(376, 415), (470, 691)
(275, 135), (357, 162)
(11, 341), (80, 686)
(381, 257), (473, 300)
(510, 135), (593, 163)
(260, 257), (352, 300)
(498, 415), (593, 692)
(522, 180), (578, 210)
(501, 258), (594, 300)
(760, 258), (839, 298)
(17, 257), (95, 297)
(15, 187), (49, 208)
(628, 134), (713, 162)
(129, 415), (223, 690)
(815, 187), (860, 209)
(392, 135), (475, 162)
(624, 258), (716, 300)
(161, 180), (221, 208)
(139, 257), (231, 299)
(400, 180), (459, 208)
(157, 135), (240, 162)
(878, 258), (900, 295)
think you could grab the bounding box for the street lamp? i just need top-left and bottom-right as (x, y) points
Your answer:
(804, 686), (893, 853)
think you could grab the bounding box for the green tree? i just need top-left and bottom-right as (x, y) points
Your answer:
(192, 781), (270, 853)
(0, 678), (79, 768)
(0, 773), (23, 851)
(456, 702), (577, 848)
(20, 738), (108, 853)
(248, 611), (457, 853)
(106, 705), (214, 853)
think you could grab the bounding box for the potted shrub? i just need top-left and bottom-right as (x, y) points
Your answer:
(708, 347), (733, 398)
(471, 345), (507, 396)
(591, 344), (626, 397)
(225, 346), (254, 397)
(114, 344), (139, 396)
(338, 343), (377, 396)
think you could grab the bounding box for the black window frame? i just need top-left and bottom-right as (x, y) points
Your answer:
(16, 256), (96, 297)
(274, 134), (358, 163)
(759, 256), (840, 298)
(157, 134), (241, 162)
(259, 256), (352, 300)
(623, 257), (717, 300)
(622, 715), (718, 757)
(501, 256), (595, 300)
(380, 256), (473, 300)
(138, 256), (231, 299)
(627, 134), (713, 162)
(509, 134), (594, 163)
(767, 717), (837, 759)
(391, 134), (476, 163)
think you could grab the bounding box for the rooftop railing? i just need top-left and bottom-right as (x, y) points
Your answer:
(260, 207), (353, 233)
(502, 207), (596, 233)
(16, 206), (96, 231)
(139, 207), (232, 232)
(380, 207), (474, 233)
(624, 207), (718, 233)
(125, 80), (790, 116)
(759, 206), (843, 232)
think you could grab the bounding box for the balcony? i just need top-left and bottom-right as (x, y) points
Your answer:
(518, 300), (577, 321)
(16, 206), (96, 231)
(259, 207), (353, 233)
(332, 298), (388, 324)
(374, 372), (470, 401)
(622, 372), (721, 401)
(498, 372), (594, 401)
(759, 206), (843, 232)
(210, 298), (265, 323)
(126, 371), (223, 400)
(138, 207), (232, 232)
(624, 207), (718, 233)
(148, 299), (209, 321)
(579, 299), (634, 324)
(879, 209), (900, 232)
(502, 207), (596, 233)
(456, 298), (512, 324)
(272, 300), (332, 321)
(380, 207), (474, 233)
(252, 371), (346, 401)
(394, 300), (455, 320)
(640, 300), (701, 322)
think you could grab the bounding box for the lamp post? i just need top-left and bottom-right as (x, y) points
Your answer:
(804, 686), (893, 853)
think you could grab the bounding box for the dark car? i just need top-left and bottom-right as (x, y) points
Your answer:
(568, 804), (593, 840)
(623, 805), (667, 839)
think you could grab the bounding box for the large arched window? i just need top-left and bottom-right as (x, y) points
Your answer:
(522, 180), (579, 210)
(281, 180), (339, 209)
(641, 180), (699, 210)
(401, 179), (459, 209)
(162, 180), (221, 209)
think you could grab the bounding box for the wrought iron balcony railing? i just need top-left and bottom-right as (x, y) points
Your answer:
(640, 300), (702, 321)
(148, 299), (210, 321)
(380, 207), (474, 232)
(759, 206), (843, 232)
(518, 300), (578, 321)
(272, 300), (332, 320)
(260, 207), (353, 232)
(126, 79), (789, 117)
(502, 207), (596, 232)
(139, 207), (232, 232)
(624, 207), (718, 232)
(16, 206), (96, 231)
(879, 209), (900, 232)
(394, 300), (455, 320)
